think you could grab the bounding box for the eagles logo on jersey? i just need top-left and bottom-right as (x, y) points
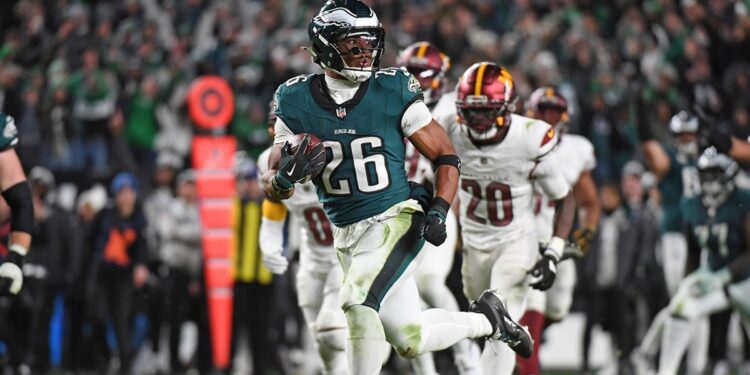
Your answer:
(397, 42), (451, 106)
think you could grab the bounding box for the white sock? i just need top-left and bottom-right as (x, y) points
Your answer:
(346, 305), (387, 375)
(659, 316), (694, 375)
(419, 309), (493, 353)
(410, 352), (438, 375)
(686, 318), (709, 374)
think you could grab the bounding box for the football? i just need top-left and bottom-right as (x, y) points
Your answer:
(287, 132), (323, 156)
(286, 133), (326, 182)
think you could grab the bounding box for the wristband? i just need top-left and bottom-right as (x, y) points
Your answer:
(545, 236), (565, 262)
(4, 246), (24, 266)
(272, 173), (294, 192)
(429, 197), (450, 217)
(8, 243), (27, 256)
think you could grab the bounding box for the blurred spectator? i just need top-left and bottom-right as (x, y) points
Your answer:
(581, 162), (663, 373)
(40, 82), (76, 172)
(230, 160), (281, 374)
(10, 167), (77, 373)
(66, 184), (108, 372)
(124, 75), (161, 179)
(15, 83), (43, 170)
(161, 169), (211, 373)
(87, 172), (148, 374)
(67, 47), (118, 176)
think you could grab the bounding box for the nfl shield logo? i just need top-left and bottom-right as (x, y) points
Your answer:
(336, 107), (346, 119)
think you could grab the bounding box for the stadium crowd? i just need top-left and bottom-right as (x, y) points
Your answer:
(1, 0), (750, 374)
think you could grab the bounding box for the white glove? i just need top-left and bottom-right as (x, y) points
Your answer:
(0, 244), (26, 295)
(262, 251), (289, 275)
(686, 268), (728, 298)
(259, 217), (288, 275)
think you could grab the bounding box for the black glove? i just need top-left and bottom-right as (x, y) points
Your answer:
(708, 126), (733, 154)
(529, 255), (558, 291)
(693, 103), (733, 154)
(273, 135), (326, 192)
(422, 197), (450, 246)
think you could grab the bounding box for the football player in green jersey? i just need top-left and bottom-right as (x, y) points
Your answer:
(262, 1), (532, 373)
(633, 110), (707, 372)
(0, 113), (34, 295)
(658, 147), (750, 375)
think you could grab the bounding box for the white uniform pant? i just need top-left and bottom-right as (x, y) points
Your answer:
(462, 234), (538, 375)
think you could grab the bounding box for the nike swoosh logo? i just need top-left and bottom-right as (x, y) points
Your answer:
(286, 163), (296, 176)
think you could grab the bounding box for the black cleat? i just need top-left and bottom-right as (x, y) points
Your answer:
(469, 289), (533, 358)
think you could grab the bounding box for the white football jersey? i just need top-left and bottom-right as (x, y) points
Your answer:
(258, 148), (337, 267)
(534, 134), (596, 241)
(443, 112), (568, 251)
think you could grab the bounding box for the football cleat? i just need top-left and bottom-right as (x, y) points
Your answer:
(469, 289), (533, 358)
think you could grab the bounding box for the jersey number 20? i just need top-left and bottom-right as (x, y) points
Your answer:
(462, 179), (513, 226)
(322, 137), (390, 195)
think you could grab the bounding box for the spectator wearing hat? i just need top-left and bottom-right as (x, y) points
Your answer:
(140, 151), (182, 359)
(8, 167), (77, 374)
(66, 185), (108, 372)
(87, 171), (148, 374)
(161, 169), (211, 373)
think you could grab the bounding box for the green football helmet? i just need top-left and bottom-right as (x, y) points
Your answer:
(307, 0), (385, 82)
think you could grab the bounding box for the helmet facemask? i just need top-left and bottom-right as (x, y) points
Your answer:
(697, 147), (738, 208)
(457, 96), (516, 144)
(310, 26), (385, 83)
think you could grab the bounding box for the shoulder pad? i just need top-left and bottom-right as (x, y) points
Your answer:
(517, 115), (558, 159)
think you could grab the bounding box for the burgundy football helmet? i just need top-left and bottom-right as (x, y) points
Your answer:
(397, 42), (450, 106)
(456, 62), (517, 144)
(526, 86), (569, 129)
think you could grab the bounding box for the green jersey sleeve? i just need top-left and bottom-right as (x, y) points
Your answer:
(0, 113), (19, 151)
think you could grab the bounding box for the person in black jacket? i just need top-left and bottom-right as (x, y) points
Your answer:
(580, 162), (664, 374)
(8, 167), (76, 374)
(87, 171), (149, 375)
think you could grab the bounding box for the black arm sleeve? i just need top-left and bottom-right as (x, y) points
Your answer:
(1, 181), (33, 235)
(684, 223), (701, 274)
